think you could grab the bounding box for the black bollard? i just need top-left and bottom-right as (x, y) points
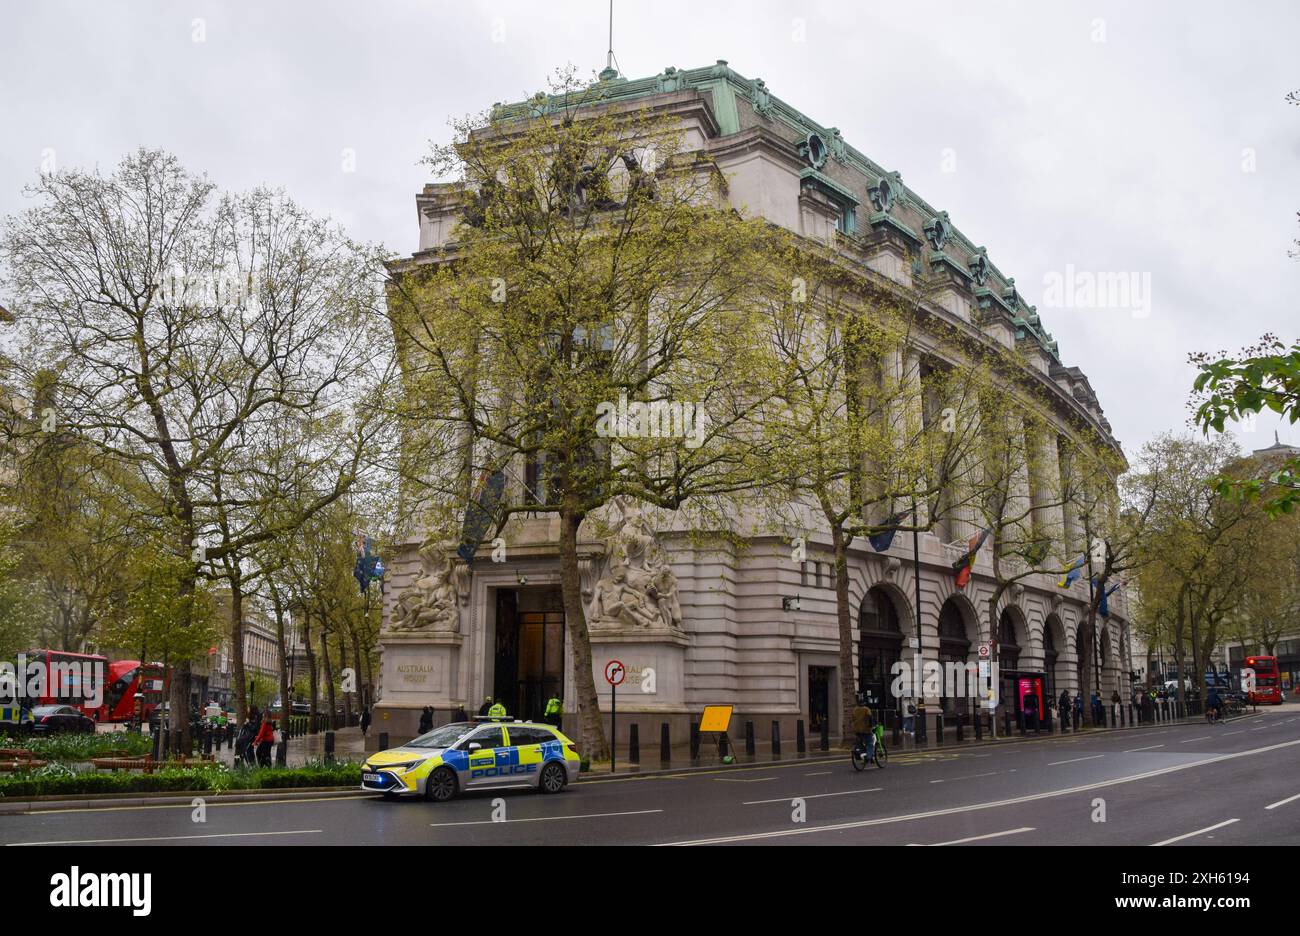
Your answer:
(796, 719), (807, 754)
(745, 721), (755, 756)
(771, 720), (782, 758)
(629, 724), (639, 765)
(202, 727), (212, 756)
(275, 739), (287, 767)
(689, 721), (700, 761)
(324, 730), (335, 764)
(1004, 709), (1012, 736)
(1110, 706), (1116, 728)
(1046, 708), (1053, 733)
(936, 713), (944, 746)
(379, 731), (389, 751)
(1017, 711), (1026, 736)
(957, 708), (965, 743)
(975, 705), (983, 741)
(890, 709), (901, 747)
(819, 718), (829, 752)
(152, 726), (161, 761)
(660, 723), (671, 764)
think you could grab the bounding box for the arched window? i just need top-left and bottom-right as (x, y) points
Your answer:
(1044, 619), (1060, 699)
(858, 587), (903, 713)
(938, 599), (970, 661)
(997, 609), (1020, 671)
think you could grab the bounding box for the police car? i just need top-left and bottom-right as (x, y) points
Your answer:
(362, 719), (580, 802)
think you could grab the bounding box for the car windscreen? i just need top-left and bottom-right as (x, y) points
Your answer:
(406, 722), (473, 749)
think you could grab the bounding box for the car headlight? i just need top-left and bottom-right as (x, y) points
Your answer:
(390, 760), (426, 773)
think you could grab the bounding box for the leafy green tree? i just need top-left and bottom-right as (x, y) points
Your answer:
(1192, 335), (1300, 515)
(389, 73), (781, 760)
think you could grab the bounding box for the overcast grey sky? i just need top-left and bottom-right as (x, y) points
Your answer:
(2, 0), (1296, 459)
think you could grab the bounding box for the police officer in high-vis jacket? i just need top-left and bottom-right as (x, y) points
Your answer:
(544, 696), (563, 731)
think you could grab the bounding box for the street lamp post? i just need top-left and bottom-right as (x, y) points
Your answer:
(911, 496), (926, 743)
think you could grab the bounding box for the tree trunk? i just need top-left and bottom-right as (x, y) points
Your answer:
(320, 625), (337, 730)
(304, 613), (319, 729)
(559, 505), (607, 761)
(340, 629), (354, 725)
(351, 624), (366, 711)
(230, 564), (247, 722)
(831, 523), (856, 744)
(271, 589), (291, 741)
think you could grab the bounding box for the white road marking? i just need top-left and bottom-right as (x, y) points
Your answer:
(1123, 744), (1165, 752)
(1151, 819), (1239, 846)
(1223, 730), (1244, 736)
(1265, 792), (1300, 811)
(1180, 736), (1212, 743)
(430, 808), (662, 827)
(658, 737), (1300, 845)
(1048, 755), (1104, 766)
(714, 777), (778, 783)
(930, 771), (1003, 783)
(804, 771), (832, 776)
(909, 826), (1035, 846)
(6, 829), (322, 846)
(743, 788), (880, 805)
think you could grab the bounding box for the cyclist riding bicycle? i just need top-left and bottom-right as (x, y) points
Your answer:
(851, 694), (876, 764)
(1206, 686), (1222, 722)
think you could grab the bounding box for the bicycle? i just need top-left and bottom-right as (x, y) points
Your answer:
(851, 725), (887, 770)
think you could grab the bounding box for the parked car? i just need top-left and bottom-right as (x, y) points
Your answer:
(30, 704), (96, 735)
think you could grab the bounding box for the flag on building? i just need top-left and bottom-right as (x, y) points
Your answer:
(1020, 539), (1050, 567)
(868, 507), (913, 552)
(353, 535), (384, 593)
(951, 527), (992, 589)
(459, 469), (507, 563)
(1098, 580), (1122, 617)
(1057, 554), (1087, 589)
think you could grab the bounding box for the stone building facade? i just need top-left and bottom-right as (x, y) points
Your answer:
(372, 61), (1134, 747)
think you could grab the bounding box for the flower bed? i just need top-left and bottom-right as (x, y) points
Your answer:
(0, 759), (362, 798)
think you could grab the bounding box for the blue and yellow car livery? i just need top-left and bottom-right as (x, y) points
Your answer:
(362, 720), (581, 802)
(0, 702), (34, 734)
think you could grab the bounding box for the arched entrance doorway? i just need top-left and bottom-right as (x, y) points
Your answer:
(858, 586), (904, 716)
(938, 597), (973, 716)
(998, 608), (1021, 720)
(1043, 614), (1064, 702)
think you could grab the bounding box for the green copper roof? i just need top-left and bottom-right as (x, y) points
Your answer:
(493, 60), (1061, 365)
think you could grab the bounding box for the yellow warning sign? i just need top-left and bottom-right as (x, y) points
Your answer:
(699, 704), (733, 734)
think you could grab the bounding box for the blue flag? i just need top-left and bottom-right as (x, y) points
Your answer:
(353, 535), (384, 593)
(1057, 554), (1087, 588)
(868, 508), (913, 552)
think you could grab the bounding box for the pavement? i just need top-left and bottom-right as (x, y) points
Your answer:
(7, 702), (1299, 846)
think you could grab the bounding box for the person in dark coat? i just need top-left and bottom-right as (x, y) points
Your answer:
(1059, 689), (1072, 731)
(359, 707), (371, 737)
(417, 707), (433, 735)
(254, 716), (275, 767)
(452, 704), (469, 724)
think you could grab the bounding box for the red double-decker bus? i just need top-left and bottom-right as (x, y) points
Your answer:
(20, 649), (108, 718)
(1246, 655), (1282, 705)
(101, 660), (166, 723)
(19, 651), (165, 722)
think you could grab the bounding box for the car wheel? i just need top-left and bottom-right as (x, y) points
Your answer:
(538, 761), (567, 794)
(424, 766), (458, 803)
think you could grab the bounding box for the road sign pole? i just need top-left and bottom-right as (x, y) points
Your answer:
(611, 680), (616, 774)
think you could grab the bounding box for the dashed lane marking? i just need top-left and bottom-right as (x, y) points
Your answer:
(1048, 755), (1104, 766)
(743, 787), (881, 806)
(6, 829), (322, 846)
(429, 809), (663, 828)
(1151, 818), (1238, 846)
(1265, 792), (1300, 811)
(909, 826), (1035, 846)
